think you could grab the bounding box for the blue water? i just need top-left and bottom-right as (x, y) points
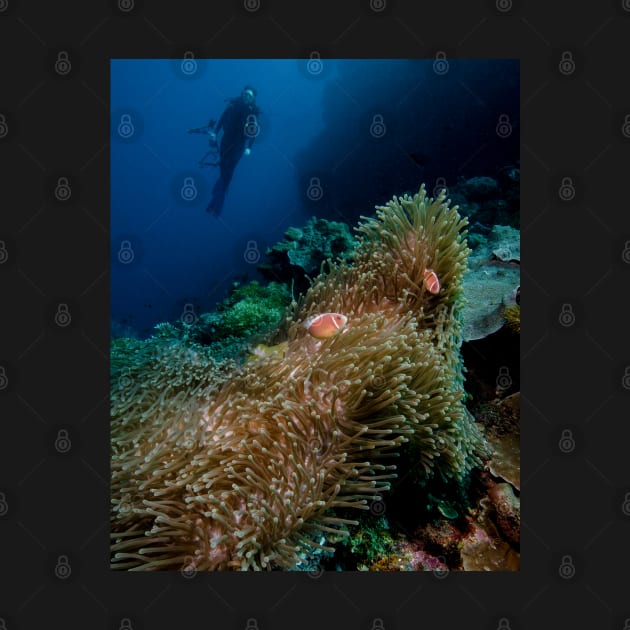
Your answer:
(111, 58), (519, 337)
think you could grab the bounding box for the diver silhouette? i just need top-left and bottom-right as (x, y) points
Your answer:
(204, 86), (259, 216)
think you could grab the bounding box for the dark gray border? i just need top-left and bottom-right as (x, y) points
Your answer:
(1, 1), (629, 629)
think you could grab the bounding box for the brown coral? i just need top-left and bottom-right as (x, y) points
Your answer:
(110, 185), (488, 570)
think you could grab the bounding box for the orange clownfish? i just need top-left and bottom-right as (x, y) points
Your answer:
(303, 312), (348, 339)
(423, 269), (441, 294)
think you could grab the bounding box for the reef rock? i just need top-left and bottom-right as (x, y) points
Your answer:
(460, 176), (499, 201)
(461, 499), (519, 571)
(488, 482), (520, 546)
(461, 262), (520, 341)
(258, 217), (355, 290)
(485, 392), (520, 490)
(489, 225), (520, 263)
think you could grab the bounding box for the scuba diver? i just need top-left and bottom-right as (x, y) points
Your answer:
(189, 86), (260, 216)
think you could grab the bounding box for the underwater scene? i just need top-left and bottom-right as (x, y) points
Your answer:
(110, 58), (520, 571)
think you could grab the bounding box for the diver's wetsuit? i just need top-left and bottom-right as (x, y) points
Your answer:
(207, 97), (259, 216)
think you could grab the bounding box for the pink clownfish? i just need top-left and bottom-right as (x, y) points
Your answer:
(423, 269), (441, 294)
(303, 312), (348, 339)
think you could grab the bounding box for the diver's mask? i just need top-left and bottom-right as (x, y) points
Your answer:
(241, 89), (255, 104)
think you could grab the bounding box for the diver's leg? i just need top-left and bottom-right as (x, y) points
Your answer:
(207, 175), (226, 214)
(209, 156), (240, 215)
(206, 163), (234, 215)
(206, 141), (242, 215)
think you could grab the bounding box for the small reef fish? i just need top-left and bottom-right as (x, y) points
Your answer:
(303, 313), (348, 339)
(423, 269), (441, 294)
(246, 341), (289, 363)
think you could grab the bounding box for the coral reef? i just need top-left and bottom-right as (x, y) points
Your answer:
(151, 281), (291, 360)
(487, 482), (520, 545)
(460, 224), (520, 342)
(490, 226), (520, 263)
(110, 185), (488, 571)
(460, 176), (500, 201)
(460, 264), (520, 341)
(257, 217), (356, 293)
(460, 507), (519, 571)
(214, 280), (291, 339)
(483, 392), (521, 490)
(448, 168), (520, 230)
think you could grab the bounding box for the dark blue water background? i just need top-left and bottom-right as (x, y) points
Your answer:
(111, 59), (518, 337)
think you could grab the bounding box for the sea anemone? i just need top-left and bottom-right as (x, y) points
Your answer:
(110, 185), (488, 570)
(502, 304), (521, 334)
